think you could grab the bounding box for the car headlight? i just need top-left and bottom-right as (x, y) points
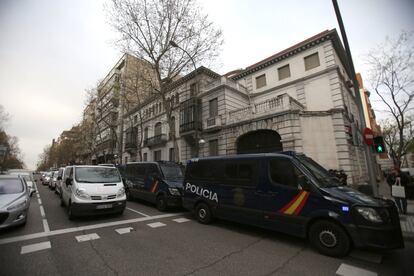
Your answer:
(7, 199), (28, 211)
(75, 188), (90, 200)
(168, 187), (181, 196)
(355, 206), (382, 223)
(117, 187), (125, 197)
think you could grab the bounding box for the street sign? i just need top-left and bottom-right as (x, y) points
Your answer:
(363, 128), (374, 146)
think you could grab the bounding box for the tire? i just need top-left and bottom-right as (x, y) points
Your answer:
(156, 195), (168, 212)
(116, 210), (124, 217)
(67, 202), (75, 220)
(195, 202), (213, 224)
(60, 196), (65, 207)
(308, 220), (351, 257)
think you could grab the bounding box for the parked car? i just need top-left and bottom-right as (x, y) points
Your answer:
(123, 161), (184, 211)
(400, 168), (414, 199)
(182, 152), (404, 257)
(55, 167), (66, 197)
(60, 165), (126, 219)
(49, 170), (59, 190)
(0, 175), (31, 229)
(8, 170), (36, 197)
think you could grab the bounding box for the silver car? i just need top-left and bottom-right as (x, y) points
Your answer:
(0, 175), (31, 229)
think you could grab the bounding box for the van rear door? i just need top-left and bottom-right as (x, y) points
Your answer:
(258, 157), (309, 236)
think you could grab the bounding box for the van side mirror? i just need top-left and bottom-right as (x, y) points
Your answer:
(66, 178), (73, 186)
(298, 175), (311, 191)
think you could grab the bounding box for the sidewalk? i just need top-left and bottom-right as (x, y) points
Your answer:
(377, 179), (414, 240)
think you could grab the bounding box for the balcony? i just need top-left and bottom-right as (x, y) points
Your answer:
(144, 134), (168, 148)
(226, 93), (304, 125)
(204, 76), (248, 94)
(179, 98), (202, 135)
(203, 115), (222, 131)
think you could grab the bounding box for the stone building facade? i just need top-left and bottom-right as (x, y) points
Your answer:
(122, 29), (369, 185)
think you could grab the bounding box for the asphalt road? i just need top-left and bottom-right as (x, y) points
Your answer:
(1, 181), (413, 276)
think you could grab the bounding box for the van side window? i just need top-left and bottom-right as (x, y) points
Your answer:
(222, 161), (257, 187)
(269, 158), (298, 188)
(64, 167), (73, 179)
(126, 164), (146, 179)
(147, 164), (160, 178)
(188, 161), (215, 180)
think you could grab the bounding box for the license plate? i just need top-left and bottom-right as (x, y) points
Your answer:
(96, 204), (113, 209)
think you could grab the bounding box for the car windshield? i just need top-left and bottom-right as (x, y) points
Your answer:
(160, 164), (184, 180)
(75, 167), (121, 183)
(0, 179), (24, 194)
(296, 155), (341, 187)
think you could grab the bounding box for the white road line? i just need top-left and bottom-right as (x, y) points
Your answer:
(336, 263), (377, 276)
(75, 233), (100, 242)
(43, 219), (50, 233)
(0, 213), (184, 245)
(126, 207), (150, 217)
(21, 241), (51, 255)
(39, 206), (45, 217)
(115, 227), (133, 234)
(37, 198), (42, 205)
(172, 218), (191, 223)
(147, 222), (166, 228)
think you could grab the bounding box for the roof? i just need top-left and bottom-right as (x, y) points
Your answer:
(231, 29), (350, 80)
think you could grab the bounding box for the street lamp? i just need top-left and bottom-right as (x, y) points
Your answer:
(169, 40), (203, 158)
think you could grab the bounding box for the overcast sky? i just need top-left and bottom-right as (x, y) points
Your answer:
(0, 0), (413, 170)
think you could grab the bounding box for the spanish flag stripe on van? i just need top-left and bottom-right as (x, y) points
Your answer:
(279, 191), (310, 215)
(151, 181), (159, 193)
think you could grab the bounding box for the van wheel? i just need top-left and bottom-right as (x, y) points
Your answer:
(156, 195), (167, 212)
(308, 220), (351, 257)
(67, 202), (75, 220)
(195, 203), (213, 224)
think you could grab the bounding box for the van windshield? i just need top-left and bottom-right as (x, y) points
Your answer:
(75, 167), (121, 183)
(160, 164), (183, 180)
(296, 155), (341, 187)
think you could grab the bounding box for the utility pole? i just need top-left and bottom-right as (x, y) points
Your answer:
(332, 0), (378, 195)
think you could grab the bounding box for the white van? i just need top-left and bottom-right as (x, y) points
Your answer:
(60, 165), (126, 219)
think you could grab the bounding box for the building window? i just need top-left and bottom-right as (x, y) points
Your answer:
(209, 98), (218, 118)
(190, 83), (198, 96)
(154, 122), (162, 136)
(209, 139), (218, 156)
(175, 94), (179, 104)
(143, 152), (147, 161)
(170, 117), (176, 138)
(304, 52), (320, 71)
(124, 156), (128, 164)
(278, 64), (291, 80)
(169, 148), (175, 161)
(133, 115), (138, 124)
(154, 150), (162, 161)
(255, 74), (267, 89)
(144, 127), (149, 140)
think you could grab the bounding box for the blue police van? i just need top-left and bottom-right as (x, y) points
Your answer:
(123, 161), (184, 211)
(182, 152), (404, 257)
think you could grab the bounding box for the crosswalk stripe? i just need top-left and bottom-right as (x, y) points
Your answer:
(115, 227), (133, 234)
(75, 233), (100, 242)
(21, 241), (51, 254)
(172, 218), (191, 223)
(336, 263), (377, 276)
(147, 222), (166, 228)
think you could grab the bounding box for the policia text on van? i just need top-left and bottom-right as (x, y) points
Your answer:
(182, 152), (404, 257)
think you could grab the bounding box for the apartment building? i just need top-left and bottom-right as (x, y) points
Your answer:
(122, 29), (369, 185)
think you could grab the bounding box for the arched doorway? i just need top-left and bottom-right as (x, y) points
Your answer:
(236, 130), (282, 154)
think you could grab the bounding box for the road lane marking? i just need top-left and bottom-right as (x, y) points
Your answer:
(126, 207), (150, 217)
(37, 198), (42, 205)
(39, 206), (45, 217)
(172, 218), (191, 223)
(75, 233), (100, 242)
(115, 227), (133, 234)
(336, 263), (377, 276)
(43, 219), (50, 233)
(147, 222), (166, 228)
(0, 213), (184, 245)
(21, 241), (51, 254)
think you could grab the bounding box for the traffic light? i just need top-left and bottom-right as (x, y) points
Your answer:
(373, 136), (386, 153)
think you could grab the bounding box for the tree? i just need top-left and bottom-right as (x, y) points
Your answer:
(106, 0), (223, 161)
(366, 31), (414, 166)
